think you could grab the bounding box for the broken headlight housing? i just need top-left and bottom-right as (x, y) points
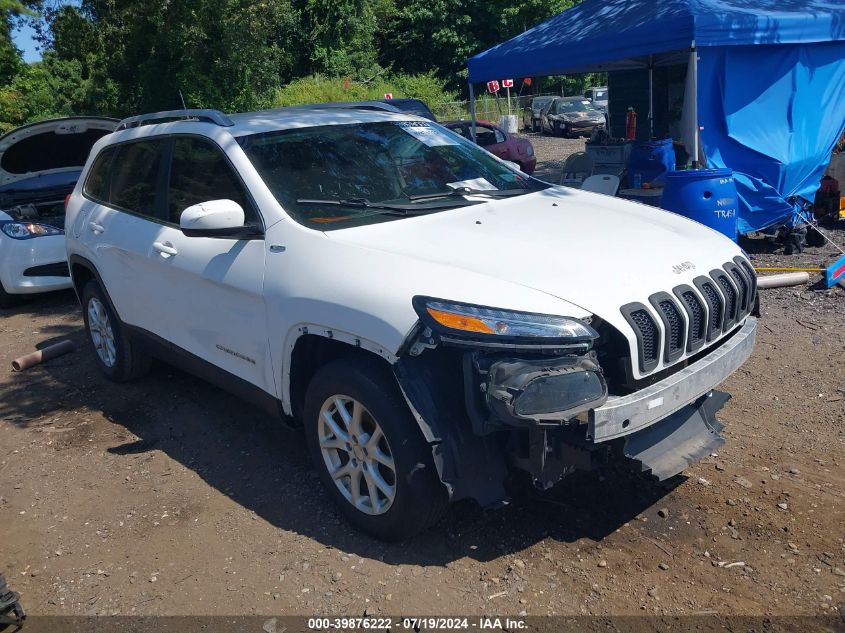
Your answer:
(1, 221), (64, 240)
(413, 297), (598, 347)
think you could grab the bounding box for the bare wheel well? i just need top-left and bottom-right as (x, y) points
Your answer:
(70, 262), (95, 299)
(288, 334), (392, 423)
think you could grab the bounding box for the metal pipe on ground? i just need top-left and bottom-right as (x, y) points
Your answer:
(11, 339), (75, 372)
(756, 272), (810, 289)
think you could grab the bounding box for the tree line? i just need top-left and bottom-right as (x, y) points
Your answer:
(0, 0), (597, 130)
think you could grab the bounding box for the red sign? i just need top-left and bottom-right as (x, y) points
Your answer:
(523, 77), (533, 86)
(502, 79), (514, 88)
(487, 80), (500, 93)
(384, 92), (393, 99)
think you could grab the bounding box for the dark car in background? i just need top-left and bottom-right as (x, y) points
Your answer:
(378, 98), (437, 121)
(541, 97), (606, 137)
(521, 95), (556, 133)
(442, 120), (536, 174)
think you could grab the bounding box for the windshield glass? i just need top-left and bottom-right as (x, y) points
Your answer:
(238, 121), (547, 229)
(560, 100), (597, 113)
(532, 97), (553, 110)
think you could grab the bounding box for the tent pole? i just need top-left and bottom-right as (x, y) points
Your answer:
(648, 55), (654, 139)
(691, 44), (699, 169)
(469, 82), (477, 142)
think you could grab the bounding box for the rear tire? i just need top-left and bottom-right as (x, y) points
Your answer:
(81, 280), (151, 382)
(303, 357), (449, 541)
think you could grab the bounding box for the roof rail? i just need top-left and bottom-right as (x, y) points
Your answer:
(283, 101), (402, 114)
(115, 109), (234, 131)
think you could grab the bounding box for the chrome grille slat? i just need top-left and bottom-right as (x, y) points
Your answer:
(714, 271), (739, 331)
(673, 285), (706, 353)
(621, 303), (660, 373)
(649, 292), (685, 363)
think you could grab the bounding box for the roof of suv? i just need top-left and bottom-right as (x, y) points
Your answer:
(225, 107), (422, 136)
(109, 105), (429, 142)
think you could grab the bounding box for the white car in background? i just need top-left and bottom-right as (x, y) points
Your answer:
(65, 105), (757, 541)
(0, 117), (117, 307)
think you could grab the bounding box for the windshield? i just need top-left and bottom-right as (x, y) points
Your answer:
(560, 100), (597, 113)
(238, 121), (547, 229)
(532, 97), (553, 110)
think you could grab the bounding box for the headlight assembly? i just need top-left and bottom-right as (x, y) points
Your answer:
(1, 221), (64, 240)
(413, 296), (598, 346)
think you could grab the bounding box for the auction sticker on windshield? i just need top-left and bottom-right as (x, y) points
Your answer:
(396, 121), (458, 147)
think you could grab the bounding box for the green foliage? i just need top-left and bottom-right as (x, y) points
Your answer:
(380, 0), (580, 89)
(0, 0), (602, 130)
(273, 72), (457, 109)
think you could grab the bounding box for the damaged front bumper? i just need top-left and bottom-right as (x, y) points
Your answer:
(499, 318), (756, 485)
(395, 317), (757, 504)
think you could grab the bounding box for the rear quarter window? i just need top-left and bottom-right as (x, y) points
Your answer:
(83, 147), (117, 203)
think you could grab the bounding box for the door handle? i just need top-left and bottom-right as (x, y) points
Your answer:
(152, 241), (178, 257)
(89, 222), (105, 234)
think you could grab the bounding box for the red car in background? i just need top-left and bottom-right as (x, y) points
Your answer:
(442, 120), (537, 174)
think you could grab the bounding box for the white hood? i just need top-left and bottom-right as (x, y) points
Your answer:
(326, 187), (745, 374)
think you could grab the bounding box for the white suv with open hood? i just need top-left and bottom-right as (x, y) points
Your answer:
(65, 105), (758, 540)
(0, 117), (117, 306)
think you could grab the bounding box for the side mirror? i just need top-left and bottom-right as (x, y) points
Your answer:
(179, 199), (256, 238)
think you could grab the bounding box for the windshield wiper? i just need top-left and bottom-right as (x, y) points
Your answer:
(296, 196), (481, 214)
(408, 187), (531, 201)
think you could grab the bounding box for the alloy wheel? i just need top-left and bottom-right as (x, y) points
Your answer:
(87, 296), (116, 367)
(317, 395), (397, 515)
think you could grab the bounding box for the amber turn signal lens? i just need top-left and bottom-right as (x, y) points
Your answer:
(426, 307), (495, 334)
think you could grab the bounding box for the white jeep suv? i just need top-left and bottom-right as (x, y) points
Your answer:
(65, 105), (758, 540)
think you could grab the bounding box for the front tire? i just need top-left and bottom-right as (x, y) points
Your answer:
(81, 280), (151, 382)
(303, 358), (449, 541)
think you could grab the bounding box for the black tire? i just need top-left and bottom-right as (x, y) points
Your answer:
(806, 226), (826, 248)
(0, 281), (23, 309)
(532, 120), (540, 133)
(81, 280), (151, 382)
(303, 357), (449, 541)
(553, 121), (561, 136)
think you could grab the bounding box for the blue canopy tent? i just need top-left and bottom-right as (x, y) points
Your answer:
(467, 0), (845, 233)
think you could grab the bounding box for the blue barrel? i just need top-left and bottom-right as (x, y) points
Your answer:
(626, 138), (676, 188)
(661, 168), (738, 241)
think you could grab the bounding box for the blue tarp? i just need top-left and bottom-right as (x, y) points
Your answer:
(468, 0), (845, 232)
(699, 41), (845, 233)
(467, 0), (845, 82)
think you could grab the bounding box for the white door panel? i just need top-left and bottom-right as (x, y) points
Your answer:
(87, 205), (171, 340)
(151, 226), (270, 391)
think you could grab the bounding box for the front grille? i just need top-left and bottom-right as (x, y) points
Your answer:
(649, 293), (684, 362)
(695, 277), (724, 341)
(621, 304), (660, 373)
(726, 264), (750, 314)
(714, 272), (739, 330)
(674, 286), (706, 352)
(22, 262), (70, 278)
(623, 260), (754, 377)
(736, 256), (758, 307)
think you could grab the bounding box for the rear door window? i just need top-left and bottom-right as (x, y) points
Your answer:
(109, 140), (164, 218)
(166, 137), (255, 225)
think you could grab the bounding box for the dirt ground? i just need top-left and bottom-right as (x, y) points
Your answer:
(2, 140), (845, 621)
